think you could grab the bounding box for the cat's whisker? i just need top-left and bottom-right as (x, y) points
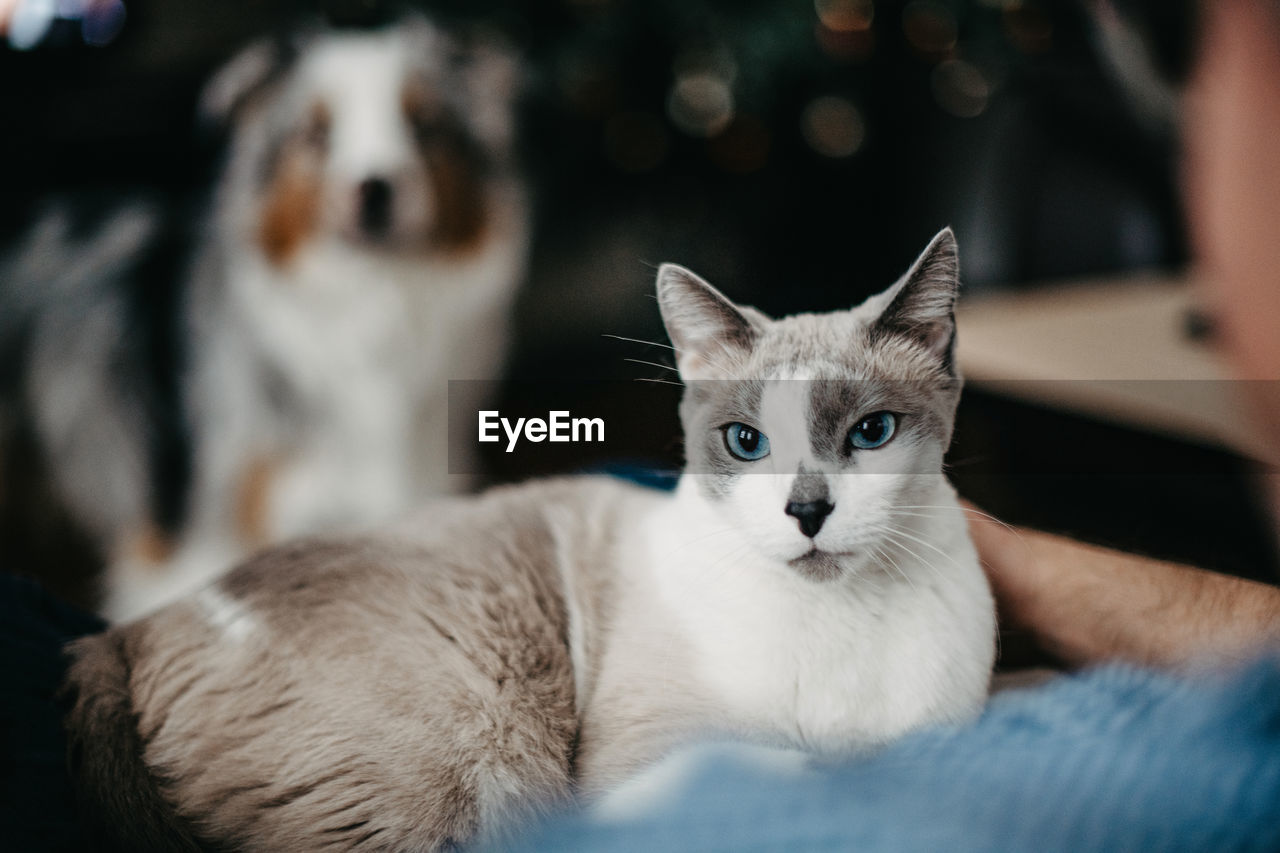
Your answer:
(882, 535), (936, 588)
(888, 505), (1021, 535)
(601, 333), (682, 353)
(850, 560), (885, 594)
(623, 357), (679, 374)
(860, 548), (890, 594)
(634, 377), (684, 387)
(879, 523), (964, 572)
(874, 542), (917, 594)
(877, 529), (947, 587)
(885, 504), (1033, 553)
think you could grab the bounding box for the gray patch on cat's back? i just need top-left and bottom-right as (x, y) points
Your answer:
(100, 479), (656, 851)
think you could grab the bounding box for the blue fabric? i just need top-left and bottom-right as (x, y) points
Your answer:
(591, 462), (680, 492)
(515, 661), (1280, 852)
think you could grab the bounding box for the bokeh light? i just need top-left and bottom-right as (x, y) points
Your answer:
(931, 59), (991, 118)
(801, 95), (865, 158)
(902, 0), (957, 61)
(1004, 4), (1052, 54)
(3, 0), (124, 48)
(815, 0), (875, 61)
(815, 0), (873, 33)
(82, 0), (124, 46)
(0, 0), (19, 34)
(667, 71), (735, 138)
(7, 0), (55, 49)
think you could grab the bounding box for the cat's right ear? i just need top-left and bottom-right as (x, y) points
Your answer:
(656, 264), (761, 380)
(869, 227), (961, 373)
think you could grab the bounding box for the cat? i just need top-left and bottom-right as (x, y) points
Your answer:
(62, 228), (996, 852)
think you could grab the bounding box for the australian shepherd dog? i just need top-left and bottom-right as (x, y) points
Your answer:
(0, 15), (528, 620)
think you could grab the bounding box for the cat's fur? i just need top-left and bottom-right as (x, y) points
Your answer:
(62, 229), (995, 851)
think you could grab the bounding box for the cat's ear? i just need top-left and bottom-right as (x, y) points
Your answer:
(657, 264), (763, 380)
(871, 227), (960, 372)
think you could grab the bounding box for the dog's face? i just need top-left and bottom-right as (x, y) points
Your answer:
(208, 18), (518, 265)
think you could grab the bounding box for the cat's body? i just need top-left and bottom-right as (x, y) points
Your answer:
(64, 230), (996, 851)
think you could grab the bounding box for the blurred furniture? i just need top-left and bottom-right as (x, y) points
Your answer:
(956, 273), (1271, 461)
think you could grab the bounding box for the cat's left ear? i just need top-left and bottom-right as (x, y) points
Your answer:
(871, 227), (960, 373)
(657, 264), (764, 380)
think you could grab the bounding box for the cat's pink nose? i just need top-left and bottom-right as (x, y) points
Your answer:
(785, 500), (834, 538)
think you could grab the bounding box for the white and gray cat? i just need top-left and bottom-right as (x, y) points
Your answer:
(63, 228), (995, 852)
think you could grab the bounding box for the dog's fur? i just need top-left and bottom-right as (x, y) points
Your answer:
(0, 16), (528, 620)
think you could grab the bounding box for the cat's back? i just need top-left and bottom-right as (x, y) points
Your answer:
(63, 475), (656, 852)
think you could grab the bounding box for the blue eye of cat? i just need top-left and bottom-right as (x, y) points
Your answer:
(848, 412), (897, 450)
(723, 422), (770, 461)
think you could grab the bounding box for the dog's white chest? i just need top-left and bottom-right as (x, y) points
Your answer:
(238, 249), (431, 395)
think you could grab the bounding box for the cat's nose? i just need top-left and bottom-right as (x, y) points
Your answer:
(785, 499), (835, 538)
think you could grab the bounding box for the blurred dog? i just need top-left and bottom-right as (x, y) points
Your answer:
(0, 16), (528, 619)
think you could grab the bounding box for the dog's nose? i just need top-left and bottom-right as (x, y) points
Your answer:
(785, 499), (835, 538)
(358, 177), (393, 236)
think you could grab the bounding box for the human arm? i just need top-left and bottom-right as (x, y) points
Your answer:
(966, 509), (1280, 670)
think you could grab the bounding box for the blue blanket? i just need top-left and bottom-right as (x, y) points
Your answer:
(512, 660), (1280, 852)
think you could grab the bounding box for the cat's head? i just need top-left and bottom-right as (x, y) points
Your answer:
(657, 228), (963, 581)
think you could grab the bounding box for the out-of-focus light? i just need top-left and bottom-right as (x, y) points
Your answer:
(932, 59), (991, 118)
(81, 0), (124, 45)
(667, 72), (735, 138)
(902, 0), (957, 60)
(816, 22), (874, 61)
(801, 95), (865, 158)
(604, 111), (670, 173)
(672, 46), (737, 86)
(815, 0), (873, 33)
(0, 0), (20, 35)
(1004, 4), (1052, 54)
(8, 0), (56, 49)
(4, 0), (125, 48)
(707, 114), (771, 174)
(815, 0), (874, 61)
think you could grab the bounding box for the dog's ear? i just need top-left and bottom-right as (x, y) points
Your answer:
(199, 34), (301, 130)
(457, 34), (523, 149)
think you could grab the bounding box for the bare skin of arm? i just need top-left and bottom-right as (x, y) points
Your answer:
(966, 509), (1280, 671)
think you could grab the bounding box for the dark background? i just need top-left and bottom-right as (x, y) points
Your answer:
(0, 0), (1187, 312)
(3, 0), (1275, 629)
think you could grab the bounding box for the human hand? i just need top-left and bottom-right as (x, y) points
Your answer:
(961, 500), (1280, 670)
